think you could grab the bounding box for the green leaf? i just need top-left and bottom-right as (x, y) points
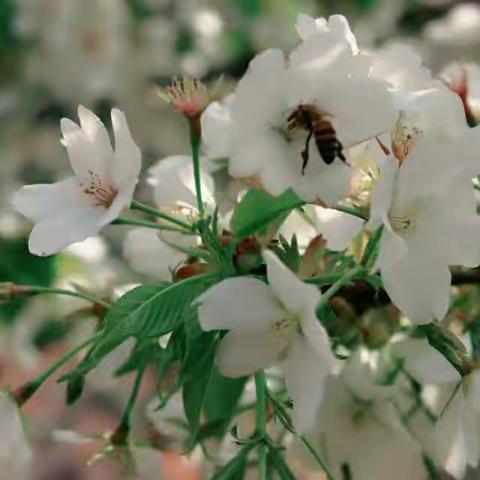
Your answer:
(197, 219), (234, 269)
(316, 303), (337, 329)
(231, 189), (304, 239)
(62, 275), (218, 379)
(66, 375), (85, 405)
(419, 323), (472, 377)
(181, 318), (246, 444)
(210, 444), (253, 479)
(115, 338), (164, 376)
(203, 368), (247, 424)
(272, 234), (301, 272)
(179, 312), (218, 440)
(182, 340), (216, 441)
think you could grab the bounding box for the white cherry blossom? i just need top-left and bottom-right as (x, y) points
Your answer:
(293, 350), (425, 480)
(369, 43), (435, 97)
(367, 138), (480, 324)
(393, 336), (480, 478)
(313, 87), (480, 323)
(201, 15), (395, 205)
(195, 250), (335, 432)
(147, 154), (215, 213)
(13, 106), (141, 256)
(123, 154), (213, 280)
(294, 13), (358, 54)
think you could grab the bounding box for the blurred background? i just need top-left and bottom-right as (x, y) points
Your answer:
(1, 0), (480, 478)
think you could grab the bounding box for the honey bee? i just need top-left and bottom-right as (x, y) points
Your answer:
(287, 104), (347, 174)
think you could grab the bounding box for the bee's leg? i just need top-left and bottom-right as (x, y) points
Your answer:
(337, 147), (347, 164)
(301, 149), (309, 175)
(302, 129), (314, 175)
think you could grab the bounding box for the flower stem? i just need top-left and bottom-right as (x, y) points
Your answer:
(14, 334), (99, 406)
(318, 264), (364, 308)
(300, 435), (336, 480)
(130, 200), (193, 230)
(111, 365), (146, 446)
(189, 119), (204, 218)
(361, 226), (383, 269)
(113, 217), (193, 234)
(26, 286), (111, 310)
(254, 371), (268, 479)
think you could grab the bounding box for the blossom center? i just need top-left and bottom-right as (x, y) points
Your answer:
(391, 114), (422, 163)
(164, 77), (208, 118)
(389, 212), (416, 236)
(270, 312), (302, 359)
(83, 170), (117, 208)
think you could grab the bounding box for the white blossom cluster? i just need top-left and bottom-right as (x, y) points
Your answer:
(10, 11), (480, 480)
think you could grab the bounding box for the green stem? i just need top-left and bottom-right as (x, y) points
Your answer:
(255, 371), (267, 437)
(300, 435), (336, 480)
(112, 365), (146, 446)
(14, 334), (98, 406)
(113, 217), (193, 234)
(269, 447), (296, 479)
(258, 444), (267, 479)
(317, 265), (364, 308)
(254, 371), (268, 479)
(27, 286), (111, 310)
(130, 200), (192, 230)
(189, 120), (204, 218)
(361, 226), (383, 269)
(306, 273), (354, 286)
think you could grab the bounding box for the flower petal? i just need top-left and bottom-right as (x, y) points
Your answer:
(61, 117), (106, 183)
(12, 177), (88, 223)
(392, 338), (461, 385)
(430, 390), (479, 479)
(230, 49), (286, 132)
(291, 156), (352, 205)
(216, 331), (280, 377)
(313, 207), (364, 251)
(264, 250), (320, 317)
(295, 13), (325, 40)
(367, 154), (398, 231)
(123, 228), (191, 280)
(195, 277), (283, 333)
(381, 250), (451, 324)
(301, 307), (336, 363)
(284, 340), (332, 432)
(77, 105), (113, 161)
(201, 100), (232, 159)
(147, 155), (214, 209)
(110, 108), (141, 191)
(28, 208), (106, 256)
(324, 77), (396, 148)
(278, 210), (317, 250)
